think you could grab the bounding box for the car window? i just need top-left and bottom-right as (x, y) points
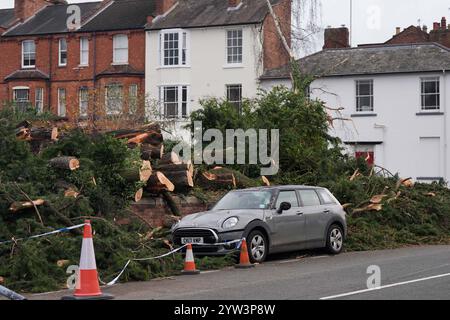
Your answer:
(317, 189), (337, 205)
(276, 191), (299, 208)
(298, 190), (321, 207)
(213, 191), (273, 210)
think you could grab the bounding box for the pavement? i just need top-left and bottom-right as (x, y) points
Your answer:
(29, 245), (450, 300)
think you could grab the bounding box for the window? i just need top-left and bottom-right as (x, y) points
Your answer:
(298, 190), (321, 207)
(59, 38), (67, 66)
(105, 84), (123, 114)
(227, 29), (243, 64)
(113, 34), (128, 64)
(159, 85), (188, 118)
(22, 40), (36, 68)
(35, 88), (43, 113)
(80, 37), (89, 66)
(356, 80), (373, 112)
(354, 145), (375, 166)
(421, 77), (440, 110)
(79, 87), (89, 117)
(57, 88), (66, 116)
(128, 84), (138, 114)
(317, 189), (337, 205)
(226, 84), (242, 113)
(276, 191), (299, 208)
(13, 88), (30, 112)
(160, 30), (188, 66)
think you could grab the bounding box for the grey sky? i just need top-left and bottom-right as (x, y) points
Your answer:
(1, 0), (450, 54)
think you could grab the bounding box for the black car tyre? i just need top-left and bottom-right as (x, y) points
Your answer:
(246, 230), (268, 263)
(326, 224), (344, 254)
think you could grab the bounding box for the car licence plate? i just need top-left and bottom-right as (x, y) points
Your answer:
(181, 237), (204, 244)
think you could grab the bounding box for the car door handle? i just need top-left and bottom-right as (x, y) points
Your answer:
(323, 209), (330, 214)
(296, 211), (304, 215)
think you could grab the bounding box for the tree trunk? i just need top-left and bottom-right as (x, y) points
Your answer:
(49, 156), (80, 171)
(15, 127), (31, 141)
(134, 188), (144, 202)
(30, 127), (58, 141)
(163, 170), (194, 191)
(141, 144), (164, 160)
(159, 152), (182, 165)
(156, 163), (194, 177)
(197, 172), (236, 189)
(146, 171), (175, 193)
(9, 199), (45, 213)
(161, 191), (181, 216)
(261, 176), (271, 186)
(119, 160), (152, 183)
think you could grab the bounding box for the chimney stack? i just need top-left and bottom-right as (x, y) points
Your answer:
(154, 0), (176, 16)
(395, 27), (401, 35)
(323, 27), (350, 49)
(423, 25), (428, 33)
(433, 22), (440, 31)
(442, 17), (447, 29)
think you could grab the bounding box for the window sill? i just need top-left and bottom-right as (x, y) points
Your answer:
(417, 177), (444, 182)
(416, 112), (444, 116)
(157, 65), (191, 70)
(111, 62), (129, 66)
(21, 66), (36, 70)
(223, 64), (244, 69)
(78, 64), (89, 68)
(351, 113), (377, 118)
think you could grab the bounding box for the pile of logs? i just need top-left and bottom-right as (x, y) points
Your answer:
(15, 120), (59, 154)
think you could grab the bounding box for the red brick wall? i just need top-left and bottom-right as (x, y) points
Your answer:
(262, 0), (291, 71)
(385, 27), (429, 45)
(0, 30), (146, 118)
(14, 0), (49, 22)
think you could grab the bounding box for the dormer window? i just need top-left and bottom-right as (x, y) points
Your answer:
(159, 29), (189, 67)
(22, 40), (36, 68)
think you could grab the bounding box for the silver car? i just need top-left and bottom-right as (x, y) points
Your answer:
(171, 186), (347, 263)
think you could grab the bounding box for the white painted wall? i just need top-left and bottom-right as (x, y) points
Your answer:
(146, 24), (263, 141)
(304, 72), (450, 183)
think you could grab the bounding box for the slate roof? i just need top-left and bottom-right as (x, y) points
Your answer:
(3, 2), (101, 36)
(0, 8), (15, 28)
(81, 0), (155, 32)
(260, 43), (450, 80)
(148, 0), (280, 30)
(96, 64), (144, 78)
(5, 69), (50, 81)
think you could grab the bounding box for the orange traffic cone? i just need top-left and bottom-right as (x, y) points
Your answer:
(181, 243), (200, 275)
(235, 239), (255, 269)
(62, 220), (113, 300)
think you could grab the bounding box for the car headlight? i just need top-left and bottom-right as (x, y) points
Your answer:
(222, 217), (239, 229)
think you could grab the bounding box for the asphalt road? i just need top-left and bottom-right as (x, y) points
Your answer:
(30, 245), (450, 300)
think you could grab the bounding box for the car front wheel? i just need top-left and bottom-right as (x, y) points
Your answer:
(326, 224), (344, 254)
(246, 230), (268, 263)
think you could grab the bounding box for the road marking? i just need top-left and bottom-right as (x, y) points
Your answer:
(320, 272), (450, 300)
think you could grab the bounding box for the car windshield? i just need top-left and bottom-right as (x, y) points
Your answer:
(213, 191), (273, 210)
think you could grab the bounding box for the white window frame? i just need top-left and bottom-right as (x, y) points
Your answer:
(22, 40), (36, 69)
(355, 79), (374, 113)
(79, 87), (89, 117)
(158, 85), (189, 118)
(113, 34), (128, 65)
(35, 88), (44, 113)
(226, 28), (243, 65)
(421, 77), (440, 111)
(159, 29), (189, 67)
(128, 84), (138, 114)
(58, 38), (67, 67)
(226, 84), (243, 113)
(105, 84), (123, 115)
(80, 37), (89, 66)
(57, 88), (66, 117)
(13, 86), (30, 111)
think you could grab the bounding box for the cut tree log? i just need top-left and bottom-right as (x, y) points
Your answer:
(134, 188), (144, 202)
(49, 156), (80, 171)
(108, 122), (162, 139)
(30, 127), (58, 141)
(163, 170), (194, 191)
(156, 163), (194, 177)
(261, 176), (271, 186)
(197, 171), (236, 189)
(140, 144), (164, 160)
(119, 160), (152, 183)
(161, 191), (181, 216)
(146, 171), (175, 193)
(15, 127), (31, 140)
(9, 199), (45, 213)
(159, 152), (182, 165)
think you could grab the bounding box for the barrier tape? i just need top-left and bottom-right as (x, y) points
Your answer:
(0, 223), (86, 245)
(105, 238), (244, 286)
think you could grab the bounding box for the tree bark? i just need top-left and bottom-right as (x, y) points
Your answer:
(197, 171), (236, 189)
(163, 170), (194, 191)
(9, 199), (45, 213)
(49, 156), (80, 171)
(159, 152), (182, 165)
(161, 191), (181, 216)
(146, 171), (175, 193)
(30, 127), (59, 141)
(119, 160), (152, 183)
(141, 144), (164, 160)
(156, 163), (194, 177)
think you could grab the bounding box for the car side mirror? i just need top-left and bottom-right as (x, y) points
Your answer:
(277, 202), (291, 214)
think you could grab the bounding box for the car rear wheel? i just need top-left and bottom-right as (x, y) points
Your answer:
(326, 224), (344, 254)
(247, 230), (268, 263)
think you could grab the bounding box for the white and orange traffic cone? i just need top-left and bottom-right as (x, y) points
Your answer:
(181, 243), (200, 275)
(235, 239), (255, 269)
(62, 220), (113, 300)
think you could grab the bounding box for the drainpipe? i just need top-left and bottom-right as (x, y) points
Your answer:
(443, 69), (448, 182)
(48, 37), (53, 112)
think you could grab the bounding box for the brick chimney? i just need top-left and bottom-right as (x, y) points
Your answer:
(442, 17), (447, 29)
(323, 27), (350, 49)
(228, 0), (242, 8)
(14, 0), (66, 22)
(433, 22), (441, 31)
(154, 0), (176, 16)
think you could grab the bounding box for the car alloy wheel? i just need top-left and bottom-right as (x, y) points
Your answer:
(329, 227), (343, 252)
(250, 234), (266, 262)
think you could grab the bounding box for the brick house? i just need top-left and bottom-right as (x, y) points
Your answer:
(0, 0), (158, 119)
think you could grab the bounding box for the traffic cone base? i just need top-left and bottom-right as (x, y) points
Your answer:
(181, 244), (200, 275)
(62, 293), (114, 300)
(235, 239), (255, 269)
